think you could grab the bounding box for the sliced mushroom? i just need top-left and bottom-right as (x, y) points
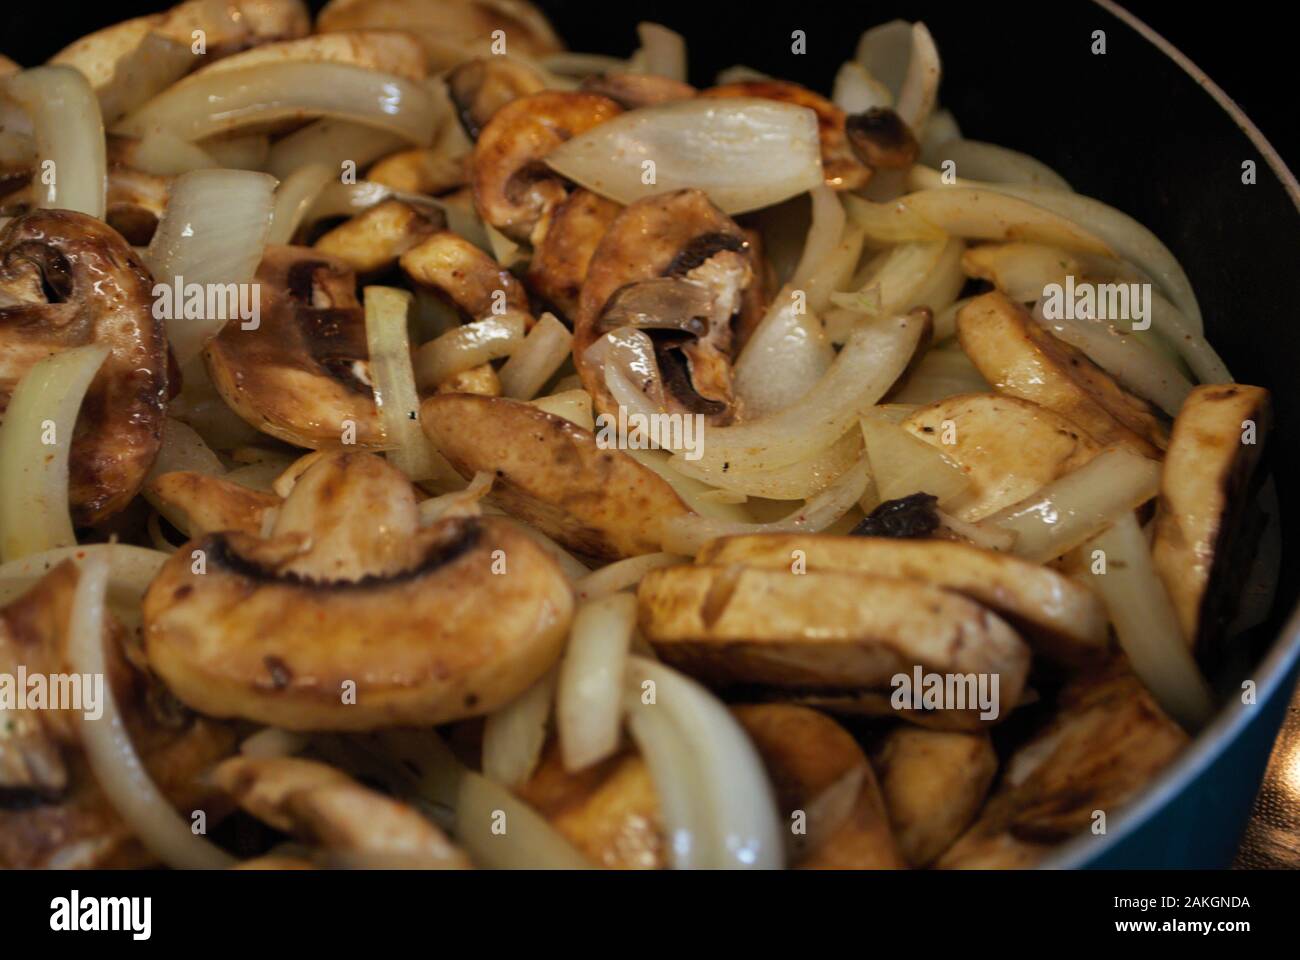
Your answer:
(0, 561), (236, 867)
(579, 72), (696, 109)
(420, 394), (692, 562)
(204, 245), (385, 450)
(733, 703), (905, 869)
(143, 452), (574, 729)
(637, 565), (1031, 727)
(471, 90), (622, 243)
(700, 80), (870, 190)
(0, 209), (168, 524)
(213, 755), (471, 868)
(147, 470), (279, 539)
(845, 107), (920, 169)
(697, 533), (1109, 666)
(447, 55), (546, 140)
(366, 147), (468, 196)
(937, 664), (1187, 869)
(104, 159), (171, 246)
(317, 0), (564, 72)
(400, 229), (531, 321)
(1152, 384), (1270, 667)
(871, 727), (997, 867)
(574, 189), (758, 425)
(527, 187), (622, 320)
(900, 392), (1103, 521)
(313, 198), (443, 276)
(435, 363), (502, 397)
(517, 741), (664, 869)
(956, 292), (1168, 457)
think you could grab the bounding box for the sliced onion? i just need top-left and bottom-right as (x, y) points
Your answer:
(1147, 289), (1229, 382)
(634, 22), (687, 82)
(363, 285), (455, 484)
(827, 237), (962, 342)
(4, 66), (106, 218)
(418, 470), (493, 525)
(670, 429), (862, 501)
(529, 388), (595, 431)
(1083, 513), (1214, 731)
(888, 346), (990, 405)
(962, 241), (1078, 302)
(498, 312), (572, 400)
(0, 543), (167, 626)
(789, 184), (848, 312)
(898, 186), (1114, 257)
(414, 312), (526, 389)
(734, 285), (833, 418)
(843, 194), (947, 244)
(376, 729), (590, 869)
(482, 668), (557, 788)
(146, 417), (225, 482)
(987, 446), (1161, 562)
(266, 118), (408, 181)
(832, 61), (893, 114)
(936, 509), (1016, 553)
(895, 22), (940, 131)
(545, 98), (823, 215)
(660, 456), (870, 555)
(95, 32), (194, 124)
(169, 356), (262, 451)
(573, 554), (683, 604)
(115, 63), (439, 144)
(0, 344), (107, 562)
(680, 312), (926, 477)
(1030, 299), (1194, 415)
(557, 593), (637, 772)
(860, 413), (970, 506)
(267, 163), (334, 245)
(919, 108), (961, 153)
(202, 134), (270, 170)
(145, 169), (277, 367)
(125, 131), (218, 175)
(854, 20), (913, 97)
(623, 449), (751, 523)
(624, 656), (784, 868)
(68, 553), (235, 869)
(921, 138), (1072, 191)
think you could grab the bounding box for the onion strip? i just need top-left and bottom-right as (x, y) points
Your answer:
(573, 554), (684, 603)
(482, 668), (557, 788)
(414, 313), (526, 389)
(4, 66), (106, 218)
(557, 593), (637, 772)
(498, 313), (572, 400)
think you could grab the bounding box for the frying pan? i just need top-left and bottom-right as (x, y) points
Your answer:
(6, 0), (1298, 868)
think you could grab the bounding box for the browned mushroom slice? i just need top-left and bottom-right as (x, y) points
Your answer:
(143, 453), (574, 729)
(0, 210), (168, 524)
(471, 90), (621, 243)
(517, 741), (665, 869)
(733, 704), (905, 869)
(1152, 384), (1271, 667)
(579, 72), (697, 109)
(845, 107), (920, 169)
(420, 394), (692, 562)
(213, 755), (471, 868)
(204, 245), (384, 450)
(937, 664), (1187, 869)
(527, 187), (622, 320)
(366, 147), (468, 195)
(574, 189), (757, 425)
(105, 163), (171, 246)
(956, 292), (1168, 457)
(901, 392), (1102, 521)
(400, 229), (531, 321)
(313, 198), (443, 276)
(148, 470), (280, 538)
(697, 533), (1109, 666)
(447, 55), (546, 140)
(871, 727), (997, 867)
(0, 561), (236, 868)
(638, 565), (1031, 727)
(700, 80), (870, 191)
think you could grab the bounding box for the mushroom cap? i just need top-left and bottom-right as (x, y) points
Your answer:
(420, 393), (692, 562)
(204, 244), (384, 450)
(142, 515), (574, 730)
(527, 187), (622, 321)
(0, 210), (168, 524)
(447, 55), (546, 140)
(573, 188), (757, 424)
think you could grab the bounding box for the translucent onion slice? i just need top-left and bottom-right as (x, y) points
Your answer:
(115, 63), (439, 144)
(895, 22), (940, 131)
(545, 98), (824, 215)
(832, 61), (892, 114)
(888, 346), (990, 405)
(202, 134), (271, 170)
(623, 449), (751, 523)
(126, 131), (219, 175)
(920, 138), (1073, 191)
(482, 668), (557, 788)
(854, 19), (913, 97)
(899, 186), (1115, 257)
(827, 237), (962, 342)
(987, 446), (1162, 563)
(146, 418), (226, 482)
(681, 313), (925, 478)
(624, 656), (785, 869)
(266, 118), (408, 181)
(267, 163), (335, 245)
(670, 429), (863, 501)
(1030, 299), (1194, 415)
(418, 471), (493, 524)
(660, 456), (871, 555)
(0, 543), (167, 626)
(843, 194), (947, 244)
(0, 344), (108, 562)
(498, 312), (573, 400)
(529, 388), (595, 431)
(4, 66), (106, 218)
(145, 169), (277, 367)
(377, 729), (590, 869)
(1082, 513), (1214, 731)
(734, 285), (833, 418)
(633, 22), (688, 81)
(363, 285), (454, 484)
(573, 553), (685, 604)
(557, 593), (637, 772)
(95, 32), (194, 124)
(789, 185), (847, 309)
(68, 553), (235, 869)
(414, 312), (526, 389)
(919, 108), (961, 153)
(860, 413), (970, 506)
